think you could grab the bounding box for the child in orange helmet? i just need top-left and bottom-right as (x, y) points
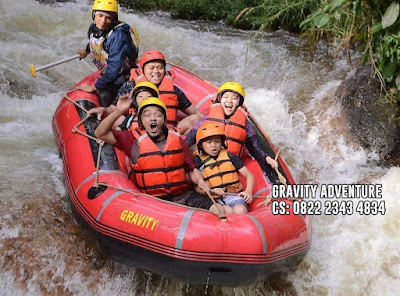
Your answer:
(194, 123), (255, 214)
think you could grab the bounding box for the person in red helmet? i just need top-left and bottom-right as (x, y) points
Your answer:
(77, 0), (140, 107)
(114, 50), (203, 135)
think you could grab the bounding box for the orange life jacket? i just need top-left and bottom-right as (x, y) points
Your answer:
(126, 108), (143, 139)
(205, 103), (248, 157)
(198, 148), (242, 193)
(129, 68), (178, 126)
(131, 130), (189, 198)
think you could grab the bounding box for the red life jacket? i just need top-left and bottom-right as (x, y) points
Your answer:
(129, 68), (178, 126)
(131, 130), (189, 198)
(205, 103), (248, 157)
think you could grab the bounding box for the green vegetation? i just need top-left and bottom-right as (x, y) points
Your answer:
(119, 0), (259, 28)
(295, 0), (400, 110)
(121, 0), (400, 116)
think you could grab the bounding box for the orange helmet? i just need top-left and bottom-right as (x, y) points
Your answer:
(139, 50), (166, 70)
(196, 123), (226, 151)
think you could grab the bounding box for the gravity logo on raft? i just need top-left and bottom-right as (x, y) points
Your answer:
(120, 210), (159, 230)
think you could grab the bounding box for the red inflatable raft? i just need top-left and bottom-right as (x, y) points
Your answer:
(52, 64), (311, 286)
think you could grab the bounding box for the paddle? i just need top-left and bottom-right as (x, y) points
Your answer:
(30, 54), (80, 77)
(274, 150), (287, 185)
(206, 191), (227, 221)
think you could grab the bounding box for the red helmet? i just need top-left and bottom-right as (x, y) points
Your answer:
(139, 50), (166, 70)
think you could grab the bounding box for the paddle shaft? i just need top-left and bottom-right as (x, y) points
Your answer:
(206, 191), (227, 220)
(36, 54), (80, 71)
(274, 149), (287, 185)
(31, 54), (80, 77)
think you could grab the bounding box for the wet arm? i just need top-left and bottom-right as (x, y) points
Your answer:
(189, 168), (210, 193)
(94, 93), (132, 143)
(238, 166), (254, 194)
(94, 108), (123, 144)
(183, 104), (203, 118)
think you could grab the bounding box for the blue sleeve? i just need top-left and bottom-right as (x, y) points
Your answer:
(95, 30), (132, 90)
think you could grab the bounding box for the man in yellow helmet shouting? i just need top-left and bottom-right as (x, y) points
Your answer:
(77, 0), (140, 107)
(94, 96), (225, 216)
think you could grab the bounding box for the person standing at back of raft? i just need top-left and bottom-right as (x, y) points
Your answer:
(94, 96), (225, 216)
(115, 49), (203, 135)
(77, 0), (140, 107)
(186, 81), (279, 169)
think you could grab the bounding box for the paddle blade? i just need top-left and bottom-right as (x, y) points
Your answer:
(30, 64), (37, 78)
(88, 185), (107, 199)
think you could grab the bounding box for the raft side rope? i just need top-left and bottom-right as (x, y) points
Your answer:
(94, 140), (104, 186)
(63, 93), (89, 113)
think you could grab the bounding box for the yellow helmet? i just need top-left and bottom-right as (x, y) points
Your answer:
(137, 97), (167, 127)
(92, 0), (118, 14)
(133, 81), (159, 98)
(216, 81), (245, 105)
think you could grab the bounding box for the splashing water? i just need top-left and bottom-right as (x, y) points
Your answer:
(0, 0), (399, 295)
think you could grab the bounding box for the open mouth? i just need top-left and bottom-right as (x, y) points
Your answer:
(150, 123), (158, 133)
(224, 104), (233, 113)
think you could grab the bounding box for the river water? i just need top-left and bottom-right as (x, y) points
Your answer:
(0, 0), (399, 295)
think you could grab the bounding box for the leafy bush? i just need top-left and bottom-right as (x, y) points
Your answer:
(298, 0), (400, 114)
(119, 0), (259, 28)
(235, 0), (319, 32)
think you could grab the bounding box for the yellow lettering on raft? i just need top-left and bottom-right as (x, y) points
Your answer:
(131, 213), (139, 225)
(120, 210), (128, 220)
(120, 210), (159, 231)
(151, 219), (159, 230)
(137, 214), (146, 227)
